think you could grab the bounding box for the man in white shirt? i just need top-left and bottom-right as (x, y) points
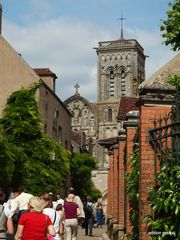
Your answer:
(10, 186), (33, 235)
(11, 186), (33, 215)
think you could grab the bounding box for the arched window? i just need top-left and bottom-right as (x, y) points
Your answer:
(121, 69), (125, 78)
(107, 108), (112, 122)
(109, 69), (115, 97)
(54, 109), (59, 119)
(120, 67), (126, 95)
(53, 109), (60, 140)
(88, 139), (94, 156)
(81, 132), (87, 152)
(110, 70), (114, 79)
(65, 140), (68, 149)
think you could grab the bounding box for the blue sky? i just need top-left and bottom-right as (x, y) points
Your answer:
(1, 0), (177, 101)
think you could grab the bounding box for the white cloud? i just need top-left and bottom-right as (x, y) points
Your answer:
(3, 18), (177, 102)
(126, 27), (177, 78)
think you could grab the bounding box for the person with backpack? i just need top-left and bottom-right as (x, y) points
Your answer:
(83, 196), (94, 237)
(9, 186), (33, 237)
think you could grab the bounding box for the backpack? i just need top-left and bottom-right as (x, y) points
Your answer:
(85, 204), (93, 217)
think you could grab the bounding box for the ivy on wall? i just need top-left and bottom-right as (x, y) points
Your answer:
(145, 77), (180, 240)
(126, 142), (139, 240)
(145, 159), (180, 240)
(0, 82), (71, 194)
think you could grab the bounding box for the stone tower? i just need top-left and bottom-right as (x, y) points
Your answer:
(96, 39), (145, 101)
(94, 38), (145, 169)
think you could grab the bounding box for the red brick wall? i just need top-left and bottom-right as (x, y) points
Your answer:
(118, 140), (126, 226)
(107, 152), (113, 216)
(112, 146), (119, 220)
(139, 105), (172, 240)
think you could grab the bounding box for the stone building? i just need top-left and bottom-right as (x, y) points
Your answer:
(64, 37), (146, 204)
(65, 91), (97, 155)
(0, 5), (72, 151)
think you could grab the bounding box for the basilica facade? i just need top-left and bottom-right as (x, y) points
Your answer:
(64, 36), (146, 203)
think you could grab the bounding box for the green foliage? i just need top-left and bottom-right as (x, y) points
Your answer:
(70, 152), (99, 200)
(0, 83), (42, 142)
(126, 143), (139, 240)
(145, 159), (180, 240)
(160, 0), (180, 51)
(17, 136), (71, 195)
(0, 125), (15, 187)
(167, 75), (180, 87)
(0, 83), (70, 194)
(90, 187), (102, 202)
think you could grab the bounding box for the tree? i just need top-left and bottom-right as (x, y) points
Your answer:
(0, 83), (70, 194)
(0, 125), (15, 188)
(70, 152), (100, 201)
(160, 0), (180, 51)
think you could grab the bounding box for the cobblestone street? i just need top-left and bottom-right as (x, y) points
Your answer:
(78, 225), (108, 240)
(62, 225), (108, 240)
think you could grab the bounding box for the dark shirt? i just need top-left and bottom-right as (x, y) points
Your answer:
(64, 201), (79, 219)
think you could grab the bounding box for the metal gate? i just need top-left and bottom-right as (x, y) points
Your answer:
(149, 87), (180, 185)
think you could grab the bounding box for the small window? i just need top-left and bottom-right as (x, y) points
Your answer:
(110, 70), (114, 79)
(45, 103), (48, 111)
(107, 108), (112, 122)
(121, 69), (125, 78)
(88, 139), (93, 156)
(58, 125), (62, 142)
(54, 109), (59, 119)
(65, 140), (68, 149)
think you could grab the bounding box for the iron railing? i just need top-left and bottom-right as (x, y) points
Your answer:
(149, 87), (180, 184)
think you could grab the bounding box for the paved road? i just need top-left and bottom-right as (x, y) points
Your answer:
(63, 224), (108, 240)
(78, 225), (107, 240)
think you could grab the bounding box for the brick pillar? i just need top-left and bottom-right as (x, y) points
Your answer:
(118, 136), (126, 226)
(124, 111), (139, 234)
(112, 144), (119, 220)
(139, 104), (172, 240)
(107, 149), (114, 215)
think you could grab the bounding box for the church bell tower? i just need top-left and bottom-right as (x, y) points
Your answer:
(95, 38), (145, 102)
(94, 37), (146, 169)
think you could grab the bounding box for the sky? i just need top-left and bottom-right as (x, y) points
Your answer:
(1, 0), (178, 101)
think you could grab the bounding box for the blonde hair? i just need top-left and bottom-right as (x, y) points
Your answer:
(29, 196), (46, 213)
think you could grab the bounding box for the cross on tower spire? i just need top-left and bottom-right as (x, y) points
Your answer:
(117, 12), (127, 39)
(74, 83), (80, 95)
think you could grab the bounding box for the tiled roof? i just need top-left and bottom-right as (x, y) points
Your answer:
(98, 137), (117, 146)
(117, 96), (139, 120)
(139, 53), (180, 91)
(33, 68), (57, 78)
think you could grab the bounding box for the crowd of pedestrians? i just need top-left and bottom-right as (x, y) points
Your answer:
(0, 186), (105, 240)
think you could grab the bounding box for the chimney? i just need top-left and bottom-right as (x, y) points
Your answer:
(0, 3), (2, 35)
